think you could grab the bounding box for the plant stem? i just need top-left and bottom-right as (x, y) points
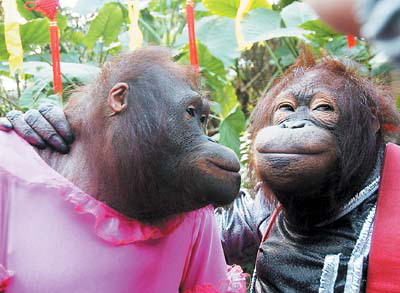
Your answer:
(139, 18), (162, 44)
(242, 62), (270, 92)
(0, 81), (22, 110)
(283, 37), (298, 57)
(264, 41), (283, 74)
(0, 79), (10, 100)
(0, 95), (21, 110)
(167, 6), (176, 47)
(209, 114), (221, 121)
(15, 72), (21, 99)
(98, 41), (104, 65)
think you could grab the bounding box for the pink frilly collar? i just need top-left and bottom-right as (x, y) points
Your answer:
(0, 132), (185, 246)
(64, 191), (184, 245)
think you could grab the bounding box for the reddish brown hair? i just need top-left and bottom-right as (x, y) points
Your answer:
(249, 49), (400, 200)
(63, 47), (200, 223)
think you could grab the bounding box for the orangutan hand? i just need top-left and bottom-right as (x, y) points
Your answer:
(0, 103), (74, 154)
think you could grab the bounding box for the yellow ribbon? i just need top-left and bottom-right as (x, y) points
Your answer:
(2, 0), (24, 76)
(126, 0), (143, 51)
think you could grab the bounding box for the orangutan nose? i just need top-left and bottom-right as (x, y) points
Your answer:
(280, 120), (312, 129)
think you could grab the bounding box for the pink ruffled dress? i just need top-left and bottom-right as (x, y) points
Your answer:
(0, 132), (247, 293)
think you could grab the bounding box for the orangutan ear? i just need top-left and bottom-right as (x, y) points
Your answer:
(108, 82), (129, 115)
(371, 113), (380, 134)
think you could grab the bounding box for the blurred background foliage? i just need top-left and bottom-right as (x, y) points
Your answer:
(0, 0), (398, 172)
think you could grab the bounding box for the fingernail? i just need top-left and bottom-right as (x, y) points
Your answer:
(52, 136), (70, 154)
(66, 133), (75, 144)
(59, 143), (70, 154)
(0, 118), (12, 130)
(36, 141), (47, 149)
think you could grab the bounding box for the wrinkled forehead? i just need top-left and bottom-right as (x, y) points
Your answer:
(279, 68), (347, 100)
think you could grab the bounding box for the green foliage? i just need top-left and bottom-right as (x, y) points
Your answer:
(215, 85), (239, 118)
(219, 104), (246, 156)
(280, 1), (317, 27)
(241, 8), (308, 44)
(325, 36), (370, 62)
(0, 23), (8, 60)
(202, 0), (269, 18)
(192, 16), (239, 68)
(83, 2), (125, 50)
(20, 19), (50, 49)
(177, 42), (226, 90)
(300, 19), (341, 46)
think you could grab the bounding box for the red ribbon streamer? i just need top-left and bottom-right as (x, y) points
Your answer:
(49, 21), (62, 95)
(186, 0), (199, 71)
(347, 34), (356, 48)
(25, 0), (62, 96)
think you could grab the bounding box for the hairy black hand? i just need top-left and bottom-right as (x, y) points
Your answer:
(38, 103), (75, 145)
(2, 103), (75, 154)
(6, 110), (47, 149)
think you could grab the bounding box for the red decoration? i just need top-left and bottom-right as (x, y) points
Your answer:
(367, 144), (400, 291)
(347, 34), (356, 48)
(25, 0), (62, 96)
(186, 0), (199, 71)
(0, 265), (13, 291)
(261, 204), (282, 243)
(383, 123), (399, 132)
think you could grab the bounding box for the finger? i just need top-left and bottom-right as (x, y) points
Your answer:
(0, 117), (13, 131)
(24, 109), (70, 154)
(38, 103), (75, 144)
(6, 110), (46, 149)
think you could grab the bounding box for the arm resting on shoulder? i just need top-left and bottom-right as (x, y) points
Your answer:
(214, 189), (272, 266)
(0, 104), (74, 153)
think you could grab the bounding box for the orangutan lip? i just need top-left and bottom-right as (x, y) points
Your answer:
(257, 150), (323, 156)
(207, 159), (240, 173)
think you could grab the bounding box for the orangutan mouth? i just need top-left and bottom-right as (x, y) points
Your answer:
(207, 159), (240, 173)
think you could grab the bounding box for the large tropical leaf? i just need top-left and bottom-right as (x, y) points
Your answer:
(83, 2), (124, 50)
(19, 78), (50, 108)
(176, 42), (226, 91)
(219, 104), (246, 157)
(198, 43), (226, 78)
(301, 19), (340, 39)
(300, 19), (341, 46)
(281, 1), (318, 28)
(194, 16), (239, 68)
(202, 0), (270, 18)
(20, 19), (49, 49)
(0, 23), (9, 61)
(241, 8), (309, 45)
(215, 84), (240, 118)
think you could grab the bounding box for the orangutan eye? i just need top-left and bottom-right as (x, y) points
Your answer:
(186, 107), (195, 117)
(314, 104), (333, 112)
(279, 104), (295, 112)
(200, 115), (207, 124)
